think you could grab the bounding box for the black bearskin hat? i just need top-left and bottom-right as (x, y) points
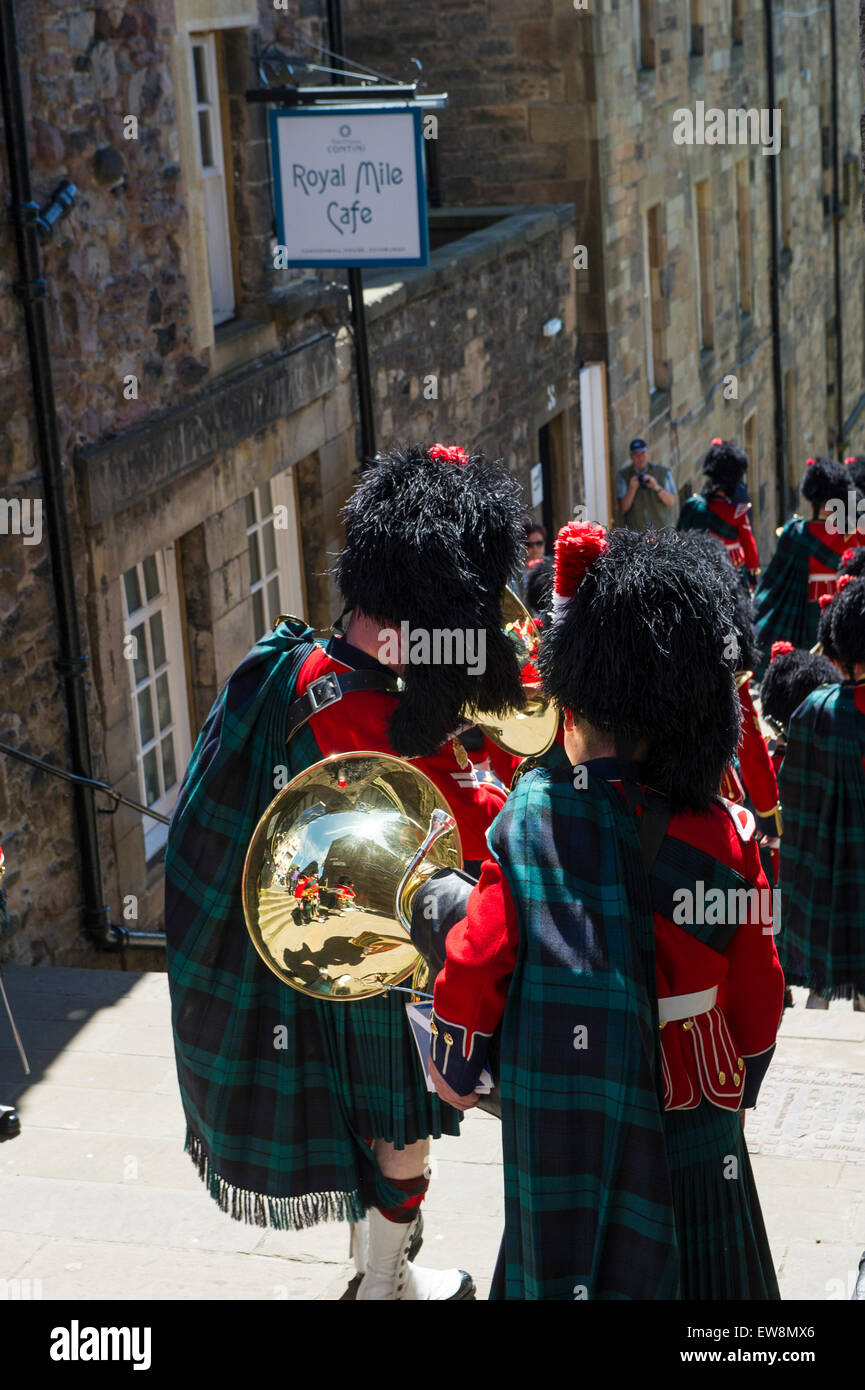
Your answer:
(801, 457), (854, 511)
(686, 534), (762, 673)
(701, 439), (748, 500)
(334, 442), (527, 758)
(817, 574), (860, 663)
(760, 646), (839, 731)
(539, 527), (740, 812)
(845, 456), (865, 495)
(816, 597), (839, 662)
(825, 577), (865, 676)
(840, 545), (865, 578)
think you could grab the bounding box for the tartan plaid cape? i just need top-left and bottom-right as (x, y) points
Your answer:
(778, 683), (865, 998)
(164, 618), (459, 1230)
(752, 519), (841, 670)
(488, 764), (681, 1300)
(676, 494), (739, 543)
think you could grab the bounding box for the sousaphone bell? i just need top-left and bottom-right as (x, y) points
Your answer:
(241, 752), (462, 1001)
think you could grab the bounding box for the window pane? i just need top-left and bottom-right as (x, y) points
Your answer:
(267, 576), (280, 625)
(142, 554), (159, 601)
(156, 672), (172, 731)
(192, 45), (208, 103)
(248, 533), (261, 585)
(137, 687), (155, 746)
(245, 491), (257, 528)
(262, 519), (277, 574)
(262, 480), (273, 514)
(161, 733), (177, 792)
(142, 748), (160, 806)
(130, 623), (149, 686)
(123, 567), (142, 615)
(253, 589), (265, 640)
(198, 111), (214, 168)
(150, 610), (166, 670)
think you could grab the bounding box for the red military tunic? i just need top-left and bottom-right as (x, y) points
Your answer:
(806, 517), (862, 602)
(720, 675), (782, 848)
(433, 766), (784, 1109)
(295, 638), (507, 862)
(708, 495), (760, 573)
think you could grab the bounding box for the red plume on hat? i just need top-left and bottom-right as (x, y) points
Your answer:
(551, 520), (608, 619)
(710, 437), (722, 446)
(820, 574), (856, 613)
(428, 443), (469, 466)
(806, 458), (816, 467)
(845, 457), (856, 466)
(843, 547), (856, 567)
(770, 640), (795, 662)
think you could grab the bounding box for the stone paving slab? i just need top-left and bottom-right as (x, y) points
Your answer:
(9, 1238), (338, 1302)
(745, 1066), (865, 1163)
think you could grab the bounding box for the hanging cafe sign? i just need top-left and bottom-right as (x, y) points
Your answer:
(269, 104), (429, 268)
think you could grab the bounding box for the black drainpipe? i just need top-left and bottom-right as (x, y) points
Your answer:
(0, 1), (122, 950)
(829, 0), (844, 452)
(763, 0), (785, 524)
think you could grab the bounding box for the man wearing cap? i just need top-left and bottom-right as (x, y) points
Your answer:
(617, 438), (677, 531)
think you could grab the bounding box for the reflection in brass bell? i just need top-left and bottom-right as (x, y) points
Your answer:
(242, 753), (463, 1002)
(464, 587), (558, 759)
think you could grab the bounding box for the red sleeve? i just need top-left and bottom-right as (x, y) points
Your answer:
(430, 859), (520, 1093)
(737, 684), (781, 835)
(716, 837), (785, 1070)
(739, 515), (760, 571)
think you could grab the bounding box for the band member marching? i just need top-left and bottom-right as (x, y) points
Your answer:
(164, 442), (529, 1300)
(677, 439), (760, 588)
(778, 575), (865, 1012)
(752, 458), (864, 668)
(759, 642), (839, 776)
(418, 523), (784, 1299)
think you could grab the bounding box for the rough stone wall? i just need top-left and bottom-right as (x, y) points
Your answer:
(365, 209), (579, 515)
(343, 0), (865, 565)
(0, 0), (338, 966)
(0, 3), (576, 965)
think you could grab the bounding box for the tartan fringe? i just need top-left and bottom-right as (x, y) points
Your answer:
(185, 1130), (366, 1231)
(783, 968), (865, 1002)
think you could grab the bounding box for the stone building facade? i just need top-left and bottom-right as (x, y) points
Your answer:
(344, 0), (865, 562)
(0, 1), (577, 964)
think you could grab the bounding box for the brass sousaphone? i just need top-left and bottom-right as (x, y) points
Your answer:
(242, 752), (462, 1001)
(466, 587), (557, 760)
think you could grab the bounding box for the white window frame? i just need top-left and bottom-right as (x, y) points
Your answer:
(190, 33), (235, 326)
(122, 547), (192, 861)
(246, 470), (306, 642)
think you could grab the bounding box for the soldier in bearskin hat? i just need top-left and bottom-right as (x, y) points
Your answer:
(164, 442), (528, 1300)
(419, 523), (784, 1299)
(752, 458), (864, 668)
(760, 642), (839, 775)
(778, 576), (865, 1012)
(677, 438), (760, 589)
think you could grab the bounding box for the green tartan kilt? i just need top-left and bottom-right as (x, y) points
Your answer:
(663, 1105), (780, 1300)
